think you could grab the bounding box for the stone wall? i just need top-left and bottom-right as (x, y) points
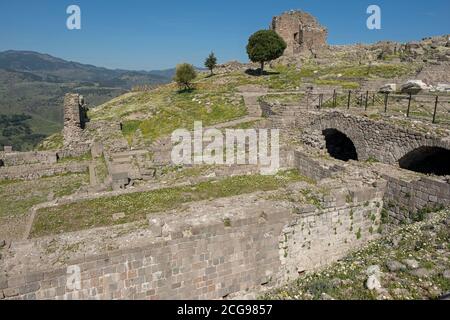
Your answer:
(307, 111), (450, 165)
(0, 187), (383, 300)
(271, 10), (328, 56)
(0, 151), (57, 167)
(294, 150), (344, 181)
(63, 93), (89, 149)
(0, 162), (89, 181)
(382, 174), (450, 224)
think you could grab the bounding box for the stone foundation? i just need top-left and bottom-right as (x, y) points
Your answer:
(383, 174), (450, 224)
(0, 183), (383, 300)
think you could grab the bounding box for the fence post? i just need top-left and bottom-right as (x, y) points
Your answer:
(372, 93), (375, 106)
(384, 93), (389, 113)
(406, 93), (412, 118)
(318, 94), (323, 110)
(365, 91), (369, 111)
(347, 90), (351, 109)
(432, 96), (439, 124)
(333, 89), (337, 108)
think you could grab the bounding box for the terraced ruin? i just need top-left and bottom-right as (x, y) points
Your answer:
(0, 11), (449, 300)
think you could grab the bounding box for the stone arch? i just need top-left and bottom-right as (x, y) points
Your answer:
(308, 113), (367, 160)
(399, 146), (450, 176)
(322, 129), (358, 161)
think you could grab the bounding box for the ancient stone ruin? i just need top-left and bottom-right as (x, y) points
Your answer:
(271, 10), (328, 56)
(63, 93), (89, 148)
(1, 10), (449, 301)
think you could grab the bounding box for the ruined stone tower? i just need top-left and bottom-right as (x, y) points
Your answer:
(63, 93), (89, 147)
(271, 10), (328, 56)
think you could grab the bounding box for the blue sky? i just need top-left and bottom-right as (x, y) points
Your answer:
(0, 0), (449, 70)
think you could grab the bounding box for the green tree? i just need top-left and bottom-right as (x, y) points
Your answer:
(173, 63), (197, 91)
(204, 52), (218, 76)
(246, 30), (287, 74)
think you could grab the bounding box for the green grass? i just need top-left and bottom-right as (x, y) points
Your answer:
(0, 172), (89, 219)
(31, 170), (304, 237)
(314, 79), (360, 89)
(300, 63), (415, 79)
(58, 152), (92, 163)
(261, 93), (304, 105)
(36, 132), (64, 151)
(90, 82), (247, 144)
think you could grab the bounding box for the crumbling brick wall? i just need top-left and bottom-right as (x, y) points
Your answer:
(271, 10), (328, 56)
(63, 93), (89, 148)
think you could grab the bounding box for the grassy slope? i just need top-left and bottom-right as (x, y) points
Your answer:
(87, 61), (417, 146)
(89, 81), (247, 144)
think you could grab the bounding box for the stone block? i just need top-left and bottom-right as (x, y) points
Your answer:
(3, 288), (19, 298)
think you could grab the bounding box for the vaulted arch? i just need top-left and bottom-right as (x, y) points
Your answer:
(399, 146), (450, 176)
(322, 129), (358, 162)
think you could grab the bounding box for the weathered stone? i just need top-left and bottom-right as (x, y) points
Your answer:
(112, 212), (126, 221)
(410, 268), (432, 278)
(366, 265), (381, 276)
(320, 293), (335, 300)
(443, 270), (450, 279)
(386, 260), (407, 272)
(63, 93), (89, 149)
(366, 274), (382, 291)
(403, 259), (420, 270)
(271, 10), (328, 56)
(379, 83), (397, 93)
(3, 288), (19, 297)
(401, 80), (430, 93)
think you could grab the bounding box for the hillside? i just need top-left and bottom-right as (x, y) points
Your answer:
(0, 51), (173, 151)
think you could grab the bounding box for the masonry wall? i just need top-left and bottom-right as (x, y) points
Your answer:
(271, 11), (328, 55)
(0, 189), (383, 300)
(294, 150), (344, 181)
(0, 151), (58, 167)
(0, 162), (89, 180)
(308, 111), (450, 165)
(382, 174), (450, 224)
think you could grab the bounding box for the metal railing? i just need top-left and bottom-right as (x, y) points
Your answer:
(304, 89), (450, 125)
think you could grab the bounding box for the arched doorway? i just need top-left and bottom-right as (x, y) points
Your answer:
(399, 146), (450, 176)
(0, 159), (4, 167)
(322, 129), (358, 162)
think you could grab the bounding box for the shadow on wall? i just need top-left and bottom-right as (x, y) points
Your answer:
(399, 146), (450, 176)
(322, 129), (358, 162)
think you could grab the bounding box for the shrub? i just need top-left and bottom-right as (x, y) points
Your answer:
(174, 63), (197, 91)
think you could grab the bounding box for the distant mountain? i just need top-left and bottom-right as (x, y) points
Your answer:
(0, 50), (171, 88)
(0, 50), (174, 151)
